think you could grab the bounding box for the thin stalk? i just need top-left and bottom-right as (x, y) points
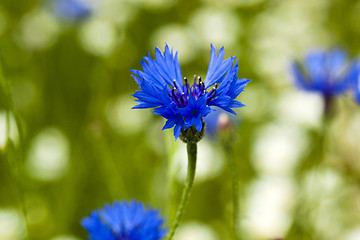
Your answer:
(220, 129), (241, 240)
(227, 144), (240, 240)
(166, 142), (197, 240)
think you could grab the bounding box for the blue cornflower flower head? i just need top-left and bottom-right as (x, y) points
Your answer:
(131, 44), (250, 140)
(290, 49), (360, 97)
(81, 200), (167, 240)
(52, 0), (97, 22)
(291, 49), (359, 114)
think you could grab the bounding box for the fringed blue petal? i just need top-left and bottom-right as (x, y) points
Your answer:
(204, 44), (235, 87)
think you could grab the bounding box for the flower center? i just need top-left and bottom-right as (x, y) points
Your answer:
(191, 109), (199, 116)
(169, 75), (218, 108)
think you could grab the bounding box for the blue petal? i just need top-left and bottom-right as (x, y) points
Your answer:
(132, 45), (183, 92)
(153, 103), (185, 140)
(208, 94), (231, 107)
(327, 49), (347, 76)
(173, 123), (183, 140)
(133, 80), (171, 109)
(291, 61), (313, 91)
(208, 94), (243, 114)
(81, 212), (116, 240)
(349, 60), (360, 104)
(204, 44), (235, 87)
(162, 119), (176, 130)
(229, 78), (251, 99)
(180, 95), (212, 130)
(304, 50), (327, 88)
(230, 100), (246, 108)
(194, 118), (203, 131)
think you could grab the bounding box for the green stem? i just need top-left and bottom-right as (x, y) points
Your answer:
(166, 142), (197, 240)
(228, 147), (240, 240)
(221, 135), (240, 240)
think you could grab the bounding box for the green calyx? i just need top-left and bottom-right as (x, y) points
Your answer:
(180, 123), (205, 144)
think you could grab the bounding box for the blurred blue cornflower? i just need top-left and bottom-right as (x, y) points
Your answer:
(52, 0), (97, 22)
(291, 49), (359, 113)
(349, 60), (360, 104)
(81, 200), (167, 240)
(131, 44), (250, 140)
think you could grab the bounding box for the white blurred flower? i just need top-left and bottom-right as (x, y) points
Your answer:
(97, 0), (138, 26)
(302, 168), (344, 205)
(301, 168), (346, 239)
(79, 18), (119, 56)
(249, 0), (330, 86)
(189, 7), (242, 47)
(174, 222), (219, 240)
(344, 227), (360, 240)
(0, 209), (27, 240)
(275, 90), (323, 129)
(252, 123), (307, 175)
(106, 94), (151, 136)
(151, 24), (199, 64)
(26, 128), (70, 181)
(17, 9), (60, 51)
(242, 177), (295, 239)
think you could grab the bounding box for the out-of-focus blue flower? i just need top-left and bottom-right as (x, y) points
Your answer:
(291, 49), (357, 97)
(349, 60), (360, 104)
(131, 44), (250, 140)
(52, 0), (97, 22)
(81, 200), (167, 240)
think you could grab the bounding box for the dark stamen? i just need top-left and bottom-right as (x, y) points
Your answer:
(208, 87), (216, 97)
(207, 87), (217, 101)
(180, 93), (185, 105)
(173, 95), (181, 106)
(183, 77), (189, 94)
(199, 81), (205, 92)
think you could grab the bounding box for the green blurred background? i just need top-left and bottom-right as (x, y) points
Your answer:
(1, 0), (360, 239)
